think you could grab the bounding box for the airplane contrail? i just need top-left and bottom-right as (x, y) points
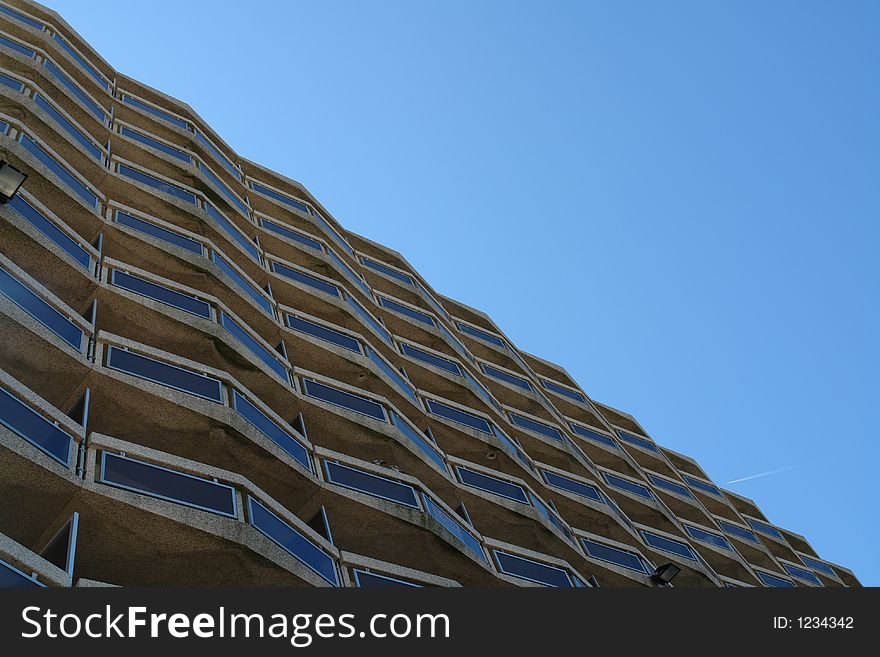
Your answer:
(725, 463), (808, 485)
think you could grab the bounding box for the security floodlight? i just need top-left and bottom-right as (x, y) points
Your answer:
(651, 563), (681, 586)
(0, 160), (27, 203)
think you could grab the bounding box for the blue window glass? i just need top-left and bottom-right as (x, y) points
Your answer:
(617, 431), (659, 453)
(122, 94), (188, 129)
(302, 379), (386, 421)
(361, 257), (413, 285)
(757, 571), (796, 588)
(204, 202), (260, 262)
(509, 413), (563, 441)
(119, 125), (191, 162)
(231, 390), (310, 470)
(0, 120), (5, 134)
(456, 466), (529, 504)
(210, 251), (274, 316)
(799, 555), (837, 577)
(746, 518), (785, 540)
(34, 94), (101, 159)
(106, 345), (223, 402)
(8, 196), (90, 269)
(0, 558), (45, 588)
(0, 72), (24, 91)
(541, 470), (603, 503)
(260, 218), (323, 251)
(100, 452), (236, 517)
(20, 134), (97, 207)
(0, 4), (44, 29)
(684, 525), (733, 551)
(0, 266), (82, 350)
(389, 410), (446, 471)
(118, 164), (196, 205)
(640, 531), (698, 561)
(482, 363), (531, 390)
(494, 551), (572, 587)
(325, 461), (419, 508)
(462, 368), (500, 412)
(0, 386), (72, 465)
(528, 492), (572, 540)
(682, 474), (723, 497)
(569, 423), (618, 448)
(542, 379), (586, 403)
(400, 342), (461, 375)
(44, 60), (105, 121)
(220, 312), (288, 382)
(0, 34), (35, 57)
(327, 247), (371, 298)
(195, 130), (241, 181)
(247, 496), (337, 585)
(271, 261), (340, 298)
(353, 569), (420, 588)
(783, 563), (822, 586)
(52, 34), (108, 89)
(436, 320), (475, 363)
(422, 494), (484, 561)
(603, 472), (655, 500)
(111, 270), (211, 319)
(365, 345), (416, 403)
(345, 292), (392, 345)
(717, 520), (759, 544)
(379, 297), (434, 326)
(425, 399), (491, 434)
(456, 322), (505, 347)
(115, 211), (204, 255)
(250, 181), (310, 213)
(287, 315), (361, 353)
(416, 281), (451, 322)
(491, 423), (535, 471)
(309, 208), (354, 256)
(198, 162), (249, 217)
(582, 538), (650, 574)
(647, 474), (695, 499)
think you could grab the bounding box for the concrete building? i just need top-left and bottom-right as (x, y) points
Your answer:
(0, 0), (858, 588)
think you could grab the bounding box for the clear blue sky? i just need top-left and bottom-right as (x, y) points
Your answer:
(46, 0), (878, 584)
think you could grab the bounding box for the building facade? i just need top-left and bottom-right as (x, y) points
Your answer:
(0, 0), (858, 588)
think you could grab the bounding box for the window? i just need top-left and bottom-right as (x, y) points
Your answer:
(647, 473), (695, 499)
(582, 538), (650, 574)
(509, 413), (562, 441)
(603, 472), (654, 500)
(8, 196), (90, 269)
(0, 71), (25, 91)
(19, 134), (97, 207)
(308, 208), (354, 257)
(118, 164), (196, 205)
(799, 555), (836, 578)
(569, 423), (618, 449)
(436, 320), (474, 364)
(259, 218), (323, 251)
(119, 125), (191, 163)
(365, 345), (416, 403)
(717, 520), (759, 544)
(528, 492), (572, 540)
(34, 94), (101, 159)
(684, 525), (733, 551)
(211, 251), (274, 316)
(400, 342), (461, 375)
(111, 270), (212, 319)
(491, 424), (535, 471)
(353, 569), (420, 588)
(0, 266), (83, 350)
(345, 292), (392, 345)
(302, 379), (386, 421)
(389, 410), (446, 471)
(756, 571), (796, 588)
(379, 297), (435, 326)
(783, 563), (822, 586)
(493, 551), (575, 588)
(324, 461), (419, 508)
(640, 531), (698, 561)
(456, 466), (529, 504)
(195, 130), (241, 181)
(617, 431), (659, 453)
(481, 363), (531, 390)
(247, 496), (338, 585)
(541, 470), (603, 503)
(45, 60), (106, 121)
(52, 34), (108, 89)
(204, 202), (260, 262)
(106, 345), (223, 402)
(220, 312), (288, 382)
(327, 247), (371, 298)
(198, 163), (249, 217)
(456, 322), (505, 347)
(287, 315), (361, 353)
(682, 474), (723, 497)
(250, 181), (310, 213)
(115, 210), (204, 256)
(271, 261), (340, 298)
(425, 399), (491, 434)
(0, 33), (35, 57)
(0, 3), (44, 29)
(100, 452), (236, 517)
(422, 494), (484, 560)
(461, 368), (500, 412)
(542, 379), (586, 403)
(0, 386), (72, 465)
(231, 390), (309, 470)
(361, 257), (413, 285)
(121, 94), (187, 129)
(745, 518), (784, 540)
